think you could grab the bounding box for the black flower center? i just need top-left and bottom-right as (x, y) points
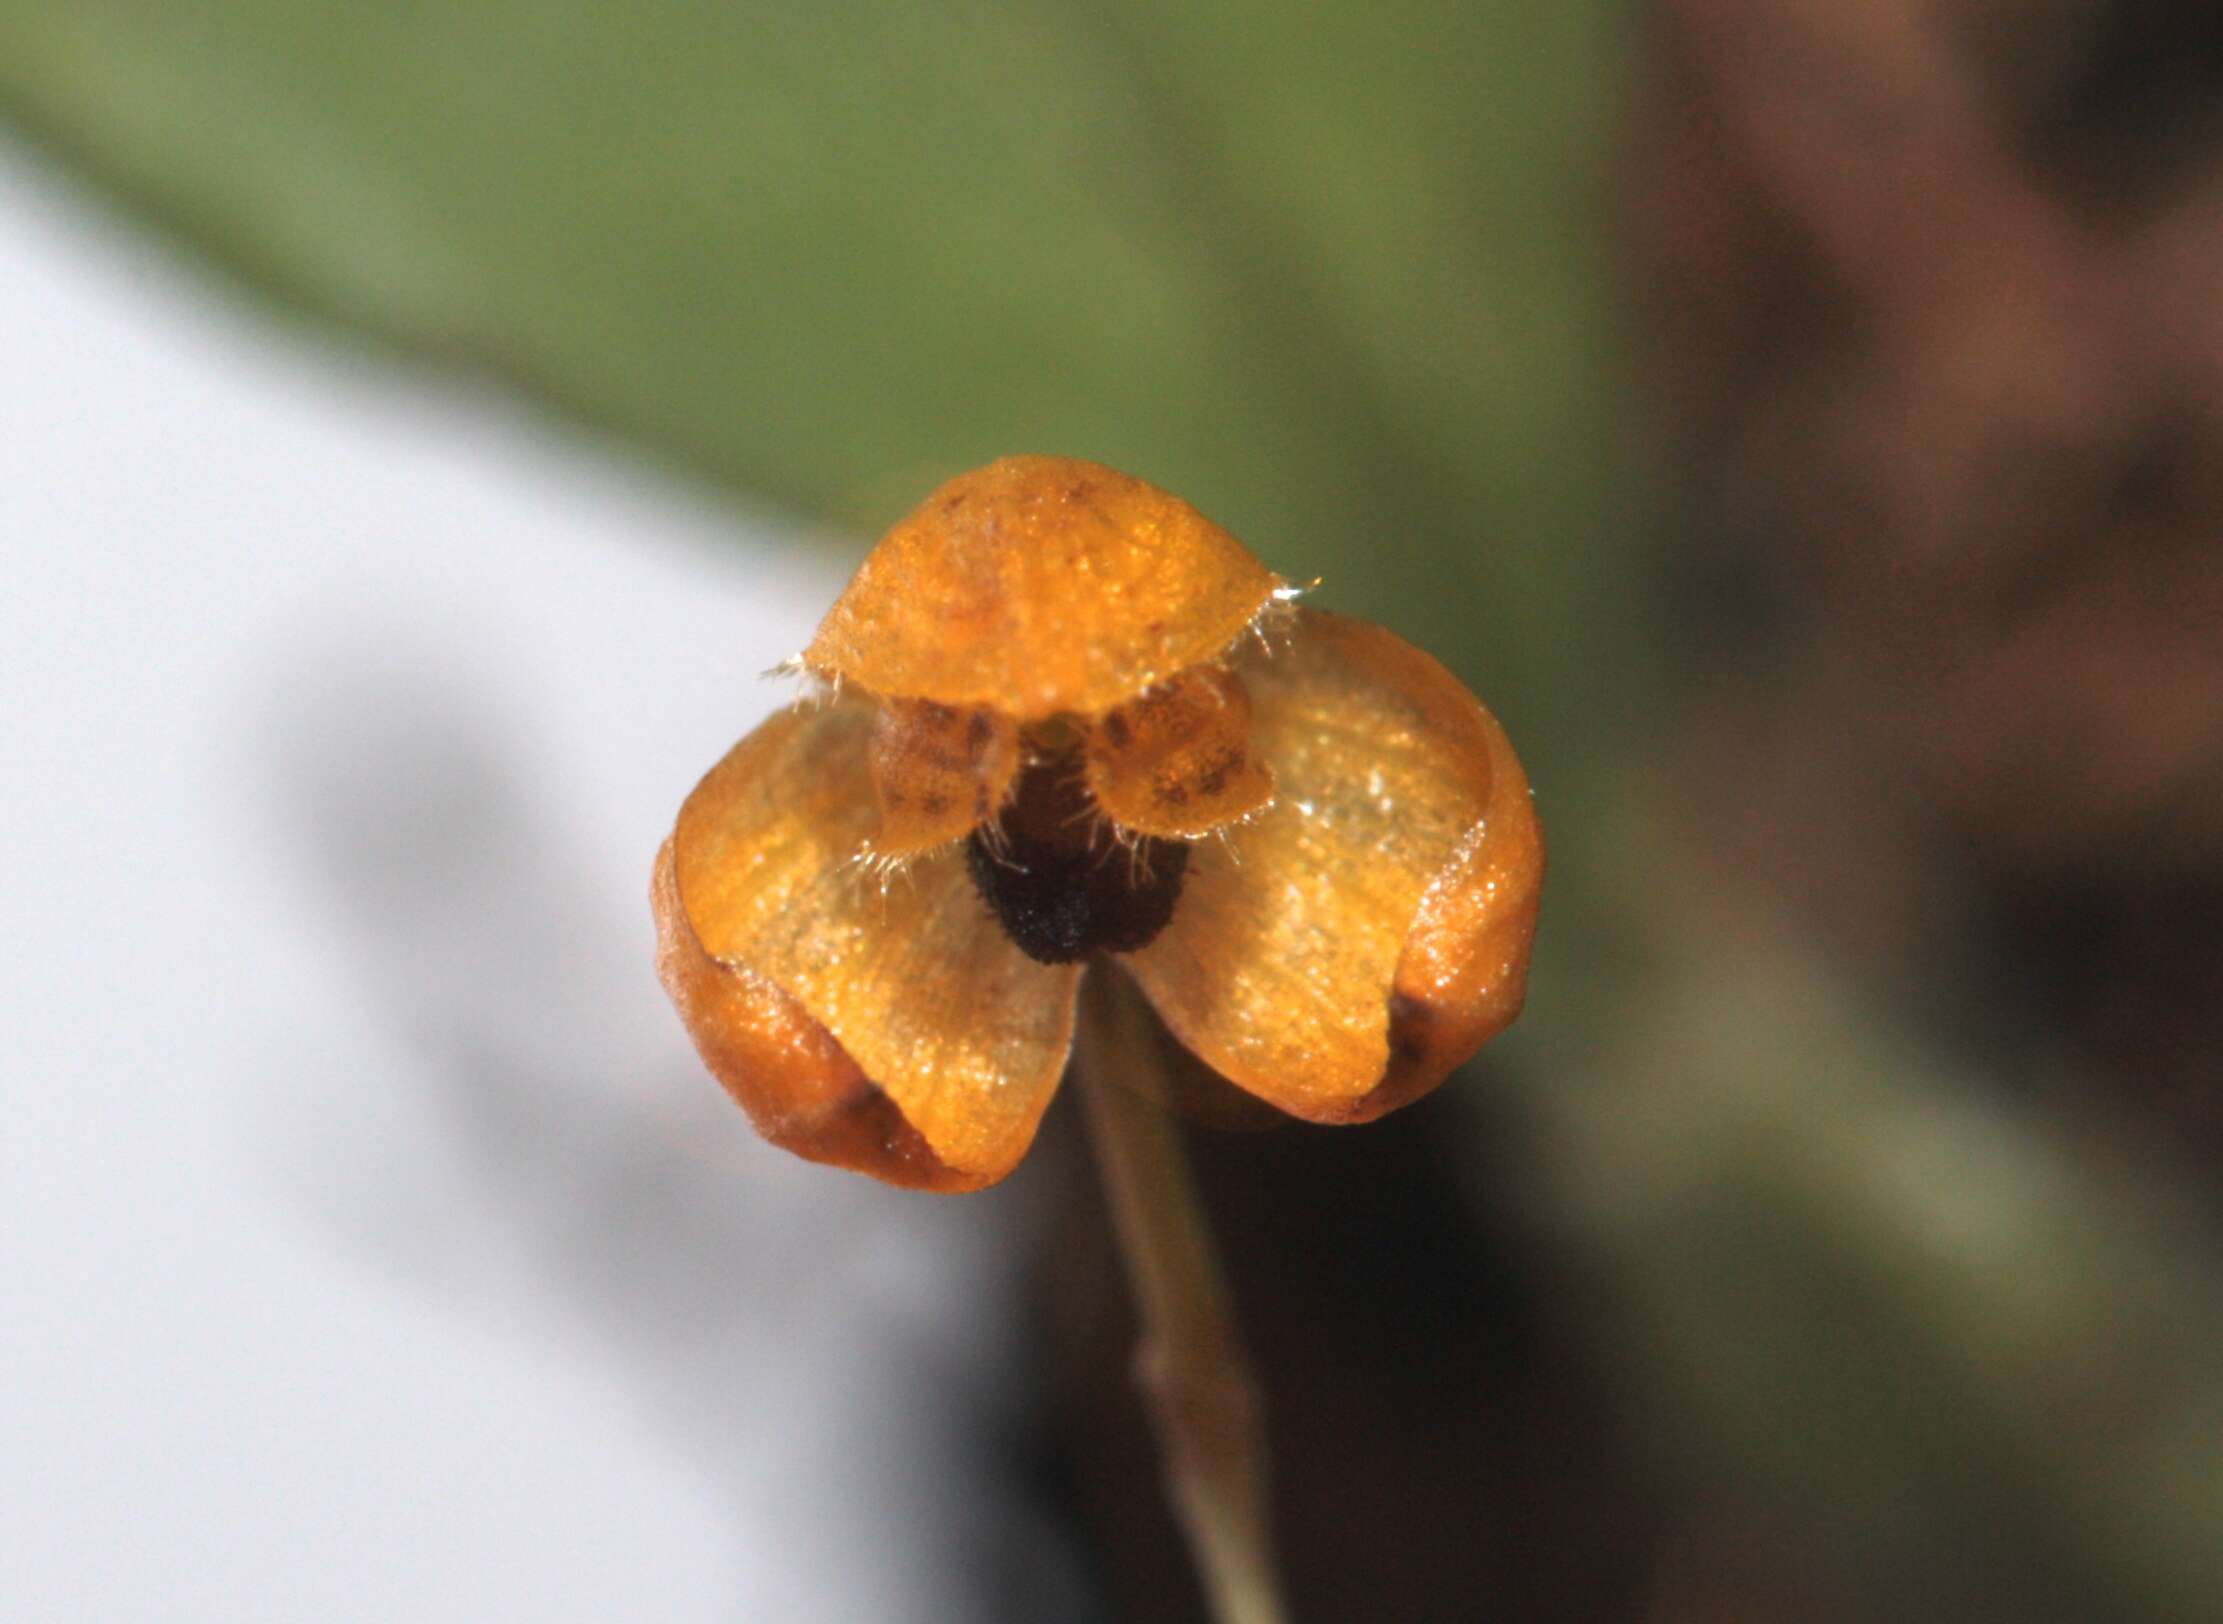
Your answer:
(965, 752), (1188, 964)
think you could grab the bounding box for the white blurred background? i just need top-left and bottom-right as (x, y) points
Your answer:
(0, 141), (1091, 1622)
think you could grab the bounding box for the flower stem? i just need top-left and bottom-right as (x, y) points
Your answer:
(1074, 971), (1288, 1624)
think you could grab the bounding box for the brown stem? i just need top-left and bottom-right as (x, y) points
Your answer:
(1073, 970), (1288, 1624)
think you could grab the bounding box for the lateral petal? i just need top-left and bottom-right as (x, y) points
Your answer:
(1120, 611), (1542, 1121)
(665, 699), (1080, 1186)
(653, 841), (969, 1190)
(867, 698), (1020, 858)
(1084, 664), (1276, 839)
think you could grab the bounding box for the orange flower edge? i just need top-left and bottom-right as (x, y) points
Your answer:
(652, 841), (984, 1192)
(656, 458), (1544, 1188)
(1116, 612), (1542, 1124)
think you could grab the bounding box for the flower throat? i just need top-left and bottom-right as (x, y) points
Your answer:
(965, 748), (1188, 964)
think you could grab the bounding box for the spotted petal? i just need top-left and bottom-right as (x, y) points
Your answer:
(657, 698), (1081, 1188)
(1119, 610), (1543, 1121)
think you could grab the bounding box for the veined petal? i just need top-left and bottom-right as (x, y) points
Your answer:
(663, 699), (1081, 1186)
(1120, 610), (1543, 1121)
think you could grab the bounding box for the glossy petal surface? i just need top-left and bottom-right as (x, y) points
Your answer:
(805, 456), (1281, 719)
(1121, 611), (1542, 1121)
(652, 841), (966, 1190)
(666, 699), (1081, 1185)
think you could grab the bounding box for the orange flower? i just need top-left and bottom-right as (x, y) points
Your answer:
(653, 456), (1544, 1191)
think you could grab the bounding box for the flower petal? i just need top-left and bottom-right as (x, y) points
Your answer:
(1119, 610), (1542, 1121)
(663, 699), (1081, 1186)
(653, 841), (966, 1190)
(1084, 664), (1276, 838)
(867, 698), (1020, 858)
(805, 456), (1283, 719)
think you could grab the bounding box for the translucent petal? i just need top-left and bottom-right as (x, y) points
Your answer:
(652, 841), (967, 1190)
(805, 456), (1282, 719)
(1120, 611), (1543, 1121)
(665, 699), (1080, 1185)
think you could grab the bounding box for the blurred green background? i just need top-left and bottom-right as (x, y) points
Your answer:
(9, 2), (2218, 1617)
